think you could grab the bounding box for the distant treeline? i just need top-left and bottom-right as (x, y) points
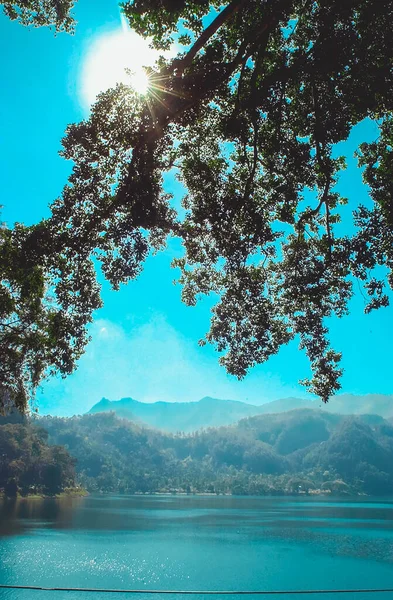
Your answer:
(1, 409), (393, 497)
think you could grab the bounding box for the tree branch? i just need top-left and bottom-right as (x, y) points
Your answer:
(84, 4), (280, 235)
(175, 0), (248, 76)
(297, 193), (326, 229)
(243, 118), (259, 203)
(312, 82), (333, 259)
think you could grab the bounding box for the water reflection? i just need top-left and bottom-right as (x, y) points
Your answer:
(1, 496), (393, 600)
(2, 495), (393, 537)
(0, 496), (84, 536)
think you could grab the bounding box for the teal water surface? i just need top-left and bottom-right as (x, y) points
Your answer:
(1, 495), (393, 600)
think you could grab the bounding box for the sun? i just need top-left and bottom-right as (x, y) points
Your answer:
(129, 69), (150, 95)
(81, 24), (160, 107)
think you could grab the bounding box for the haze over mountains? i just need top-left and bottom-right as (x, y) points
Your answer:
(88, 394), (393, 433)
(3, 395), (393, 497)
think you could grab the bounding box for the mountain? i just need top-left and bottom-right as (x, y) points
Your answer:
(246, 397), (315, 414)
(249, 394), (393, 417)
(88, 394), (393, 432)
(88, 396), (264, 432)
(36, 408), (393, 496)
(323, 394), (393, 418)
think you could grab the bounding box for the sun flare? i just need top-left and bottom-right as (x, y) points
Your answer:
(81, 25), (160, 107)
(129, 69), (151, 95)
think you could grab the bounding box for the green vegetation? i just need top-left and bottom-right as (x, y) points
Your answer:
(2, 1), (393, 411)
(0, 0), (75, 32)
(9, 409), (389, 496)
(2, 403), (393, 498)
(0, 414), (78, 497)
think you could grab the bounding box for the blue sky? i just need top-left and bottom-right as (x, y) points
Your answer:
(1, 1), (392, 416)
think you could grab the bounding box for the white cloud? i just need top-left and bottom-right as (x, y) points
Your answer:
(39, 314), (307, 416)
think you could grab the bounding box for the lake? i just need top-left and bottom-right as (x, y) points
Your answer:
(1, 495), (393, 600)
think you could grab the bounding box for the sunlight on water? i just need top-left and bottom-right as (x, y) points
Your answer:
(1, 496), (393, 600)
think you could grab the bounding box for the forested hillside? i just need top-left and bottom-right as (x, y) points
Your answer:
(2, 409), (393, 498)
(36, 409), (393, 496)
(0, 415), (77, 496)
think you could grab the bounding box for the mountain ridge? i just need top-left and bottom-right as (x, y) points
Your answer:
(88, 393), (393, 433)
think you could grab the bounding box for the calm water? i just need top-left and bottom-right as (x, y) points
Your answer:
(1, 495), (393, 600)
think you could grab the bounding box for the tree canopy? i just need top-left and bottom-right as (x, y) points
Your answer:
(1, 0), (75, 31)
(1, 0), (393, 411)
(0, 414), (77, 496)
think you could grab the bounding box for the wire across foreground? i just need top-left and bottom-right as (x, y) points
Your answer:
(1, 585), (393, 595)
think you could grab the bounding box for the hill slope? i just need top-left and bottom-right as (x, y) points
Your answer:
(37, 408), (393, 496)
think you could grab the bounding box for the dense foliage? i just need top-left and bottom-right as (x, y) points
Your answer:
(35, 409), (393, 496)
(1, 0), (75, 31)
(2, 1), (393, 410)
(0, 414), (77, 496)
(0, 220), (101, 413)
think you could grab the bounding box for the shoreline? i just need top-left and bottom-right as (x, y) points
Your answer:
(1, 489), (88, 500)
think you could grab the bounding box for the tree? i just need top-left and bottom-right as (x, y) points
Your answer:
(0, 218), (101, 412)
(0, 420), (77, 495)
(4, 477), (18, 497)
(1, 0), (75, 31)
(1, 0), (393, 411)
